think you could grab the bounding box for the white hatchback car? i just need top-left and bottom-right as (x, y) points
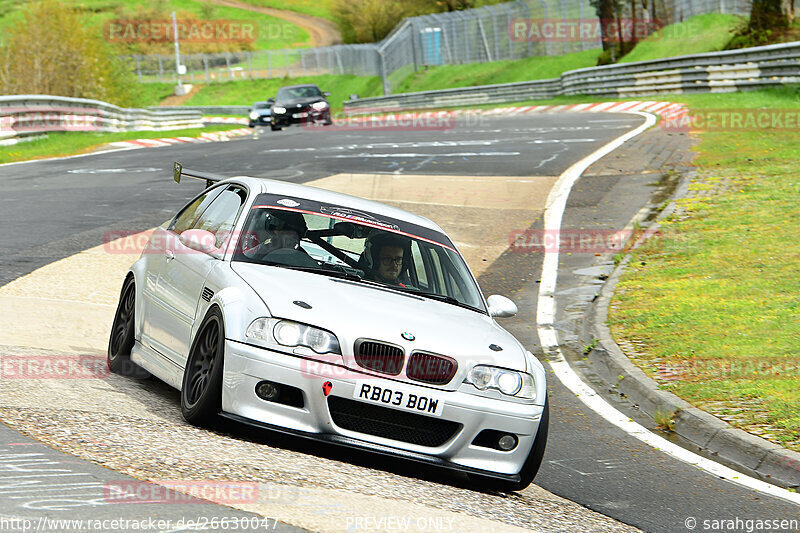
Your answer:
(108, 163), (548, 491)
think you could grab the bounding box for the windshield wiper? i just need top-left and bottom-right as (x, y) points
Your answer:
(265, 263), (363, 282)
(393, 288), (484, 313)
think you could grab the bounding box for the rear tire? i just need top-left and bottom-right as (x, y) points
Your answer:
(469, 396), (549, 492)
(107, 277), (150, 378)
(181, 307), (225, 428)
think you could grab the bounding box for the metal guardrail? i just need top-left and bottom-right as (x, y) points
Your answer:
(0, 95), (204, 145)
(151, 105), (250, 115)
(343, 41), (800, 112)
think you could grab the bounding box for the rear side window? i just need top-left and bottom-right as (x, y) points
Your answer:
(170, 187), (224, 234)
(192, 186), (247, 248)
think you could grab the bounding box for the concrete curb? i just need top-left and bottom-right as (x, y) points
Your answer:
(584, 173), (800, 490)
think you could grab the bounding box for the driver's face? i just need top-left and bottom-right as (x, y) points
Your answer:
(270, 229), (299, 249)
(378, 245), (403, 282)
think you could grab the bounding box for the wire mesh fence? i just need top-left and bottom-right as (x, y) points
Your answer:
(128, 0), (756, 93)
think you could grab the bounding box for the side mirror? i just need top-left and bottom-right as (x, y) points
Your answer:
(266, 98), (275, 104)
(487, 295), (517, 318)
(323, 91), (331, 97)
(179, 229), (219, 255)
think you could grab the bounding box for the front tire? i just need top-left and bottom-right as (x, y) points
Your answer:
(469, 396), (549, 492)
(107, 277), (149, 378)
(270, 124), (281, 131)
(181, 307), (225, 427)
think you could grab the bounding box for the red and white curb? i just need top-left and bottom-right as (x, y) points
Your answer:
(203, 116), (250, 125)
(344, 101), (688, 123)
(107, 128), (251, 149)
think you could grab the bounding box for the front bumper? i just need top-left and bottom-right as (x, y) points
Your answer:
(272, 109), (329, 126)
(249, 115), (272, 127)
(222, 340), (544, 478)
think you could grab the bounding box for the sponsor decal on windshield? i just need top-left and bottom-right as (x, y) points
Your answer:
(251, 193), (455, 251)
(320, 206), (400, 231)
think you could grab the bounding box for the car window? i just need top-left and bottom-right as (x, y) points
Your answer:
(277, 86), (322, 100)
(232, 196), (486, 313)
(170, 186), (225, 234)
(191, 185), (247, 249)
(411, 241), (429, 289)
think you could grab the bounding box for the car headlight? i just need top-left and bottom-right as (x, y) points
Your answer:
(249, 111), (259, 120)
(464, 365), (535, 399)
(245, 318), (340, 354)
(272, 106), (286, 114)
(311, 101), (329, 111)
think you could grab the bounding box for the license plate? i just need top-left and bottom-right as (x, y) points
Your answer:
(292, 112), (308, 118)
(352, 380), (444, 417)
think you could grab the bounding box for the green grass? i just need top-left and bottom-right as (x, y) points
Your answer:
(182, 74), (383, 111)
(128, 82), (178, 108)
(0, 0), (310, 51)
(0, 125), (241, 165)
(620, 13), (743, 63)
(391, 49), (601, 94)
(229, 0), (336, 22)
(606, 86), (800, 451)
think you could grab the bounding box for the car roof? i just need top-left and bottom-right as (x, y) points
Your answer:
(226, 176), (445, 234)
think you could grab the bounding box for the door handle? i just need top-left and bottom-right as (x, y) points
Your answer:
(165, 250), (175, 262)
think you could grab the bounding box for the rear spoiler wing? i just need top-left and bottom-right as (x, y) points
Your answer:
(173, 161), (225, 189)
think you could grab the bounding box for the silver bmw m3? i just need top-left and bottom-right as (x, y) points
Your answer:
(108, 163), (548, 492)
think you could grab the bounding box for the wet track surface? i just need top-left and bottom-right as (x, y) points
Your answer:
(1, 114), (798, 531)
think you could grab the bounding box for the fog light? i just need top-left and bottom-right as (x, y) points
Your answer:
(497, 434), (518, 451)
(256, 381), (280, 401)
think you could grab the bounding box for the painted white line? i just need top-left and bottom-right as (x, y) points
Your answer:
(536, 111), (800, 506)
(324, 152), (521, 158)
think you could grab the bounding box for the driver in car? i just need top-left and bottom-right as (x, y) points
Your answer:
(243, 210), (317, 267)
(362, 231), (414, 287)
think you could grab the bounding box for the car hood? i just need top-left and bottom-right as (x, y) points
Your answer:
(231, 262), (527, 386)
(275, 97), (325, 108)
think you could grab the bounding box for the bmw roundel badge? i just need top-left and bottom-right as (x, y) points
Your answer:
(401, 332), (415, 341)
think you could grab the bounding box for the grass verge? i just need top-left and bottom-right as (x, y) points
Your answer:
(230, 0), (336, 22)
(390, 49), (601, 93)
(606, 86), (800, 452)
(0, 125), (242, 165)
(181, 74), (383, 111)
(620, 13), (743, 63)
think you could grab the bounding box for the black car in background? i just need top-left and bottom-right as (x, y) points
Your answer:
(270, 84), (332, 131)
(248, 100), (273, 128)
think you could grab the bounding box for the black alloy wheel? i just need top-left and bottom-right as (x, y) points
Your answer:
(107, 277), (149, 378)
(181, 307), (225, 427)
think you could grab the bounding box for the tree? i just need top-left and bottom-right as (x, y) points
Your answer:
(749, 0), (789, 31)
(590, 0), (617, 52)
(0, 0), (136, 106)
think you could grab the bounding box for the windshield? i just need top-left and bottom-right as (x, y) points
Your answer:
(232, 194), (486, 313)
(253, 101), (271, 109)
(276, 86), (322, 100)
